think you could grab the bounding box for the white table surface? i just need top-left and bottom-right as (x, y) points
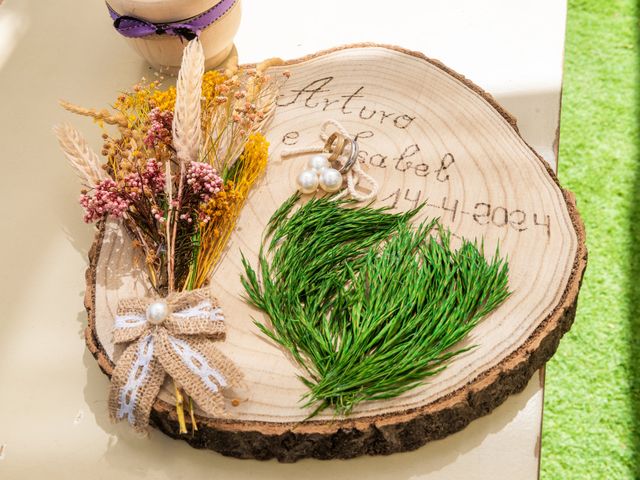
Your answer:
(0, 1), (566, 478)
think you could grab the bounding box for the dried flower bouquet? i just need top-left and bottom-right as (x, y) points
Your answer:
(55, 39), (286, 432)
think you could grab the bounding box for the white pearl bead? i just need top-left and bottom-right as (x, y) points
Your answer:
(319, 167), (343, 193)
(307, 154), (329, 172)
(146, 300), (169, 325)
(297, 169), (319, 194)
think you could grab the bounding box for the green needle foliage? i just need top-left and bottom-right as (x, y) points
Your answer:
(241, 193), (510, 416)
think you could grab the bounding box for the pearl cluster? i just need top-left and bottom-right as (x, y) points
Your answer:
(296, 154), (343, 194)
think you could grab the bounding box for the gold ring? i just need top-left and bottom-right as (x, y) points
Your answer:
(324, 132), (347, 162)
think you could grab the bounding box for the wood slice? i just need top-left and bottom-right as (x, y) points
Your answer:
(85, 44), (587, 462)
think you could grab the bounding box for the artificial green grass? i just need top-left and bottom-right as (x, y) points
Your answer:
(541, 1), (639, 478)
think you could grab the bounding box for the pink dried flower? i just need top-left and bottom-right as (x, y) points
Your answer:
(80, 159), (166, 223)
(80, 179), (130, 223)
(123, 158), (165, 199)
(186, 161), (223, 203)
(151, 206), (166, 222)
(145, 108), (173, 147)
(142, 158), (166, 194)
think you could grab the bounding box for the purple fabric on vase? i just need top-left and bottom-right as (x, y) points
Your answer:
(106, 0), (237, 40)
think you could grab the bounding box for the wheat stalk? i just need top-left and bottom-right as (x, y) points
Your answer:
(59, 100), (128, 128)
(172, 39), (205, 163)
(53, 123), (106, 187)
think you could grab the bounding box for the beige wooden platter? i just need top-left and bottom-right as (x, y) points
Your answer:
(85, 44), (586, 462)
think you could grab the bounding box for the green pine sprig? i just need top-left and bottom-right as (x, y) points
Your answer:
(241, 194), (510, 416)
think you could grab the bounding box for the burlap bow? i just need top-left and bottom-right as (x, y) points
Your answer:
(108, 288), (241, 432)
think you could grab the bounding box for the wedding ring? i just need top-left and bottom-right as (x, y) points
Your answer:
(339, 138), (358, 174)
(324, 132), (358, 173)
(324, 132), (346, 162)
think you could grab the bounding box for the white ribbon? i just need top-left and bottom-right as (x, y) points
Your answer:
(168, 335), (228, 393)
(114, 312), (146, 329)
(117, 334), (154, 423)
(171, 300), (225, 321)
(114, 299), (224, 329)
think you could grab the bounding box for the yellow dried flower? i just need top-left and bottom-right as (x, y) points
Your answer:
(150, 87), (176, 111)
(202, 70), (226, 100)
(234, 132), (269, 187)
(199, 184), (241, 230)
(187, 133), (269, 289)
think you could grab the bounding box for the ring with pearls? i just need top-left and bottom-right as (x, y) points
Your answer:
(296, 133), (358, 194)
